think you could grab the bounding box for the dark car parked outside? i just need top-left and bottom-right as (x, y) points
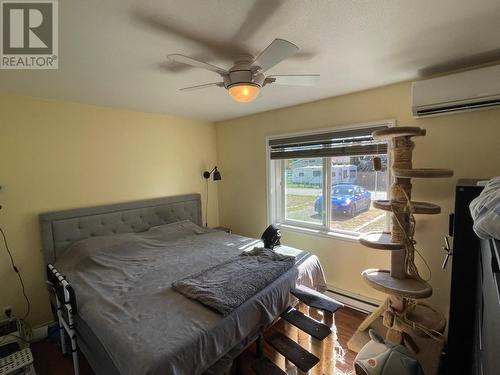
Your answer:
(314, 184), (371, 217)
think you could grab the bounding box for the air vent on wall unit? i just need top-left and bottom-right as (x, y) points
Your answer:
(411, 64), (500, 117)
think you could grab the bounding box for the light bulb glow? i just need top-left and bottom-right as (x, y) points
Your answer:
(228, 83), (260, 103)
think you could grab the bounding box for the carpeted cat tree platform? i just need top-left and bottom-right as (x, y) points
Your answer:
(347, 126), (452, 375)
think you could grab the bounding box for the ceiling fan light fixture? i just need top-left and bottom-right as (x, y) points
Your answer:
(170, 39), (319, 100)
(228, 83), (260, 103)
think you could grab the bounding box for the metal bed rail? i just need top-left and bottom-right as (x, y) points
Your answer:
(46, 264), (79, 375)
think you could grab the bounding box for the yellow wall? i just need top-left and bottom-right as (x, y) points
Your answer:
(0, 94), (219, 326)
(216, 81), (500, 317)
(2, 82), (499, 327)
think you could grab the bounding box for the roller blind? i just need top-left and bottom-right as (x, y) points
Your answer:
(268, 124), (389, 160)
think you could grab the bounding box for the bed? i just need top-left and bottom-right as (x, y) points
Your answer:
(39, 194), (327, 375)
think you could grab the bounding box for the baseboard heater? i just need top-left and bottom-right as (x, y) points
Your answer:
(325, 287), (381, 313)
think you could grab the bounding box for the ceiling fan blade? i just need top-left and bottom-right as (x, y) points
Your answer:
(179, 82), (224, 91)
(167, 54), (227, 75)
(232, 0), (283, 42)
(254, 39), (299, 72)
(266, 74), (320, 86)
(133, 10), (245, 60)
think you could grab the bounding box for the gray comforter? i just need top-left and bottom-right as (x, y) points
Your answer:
(173, 247), (295, 315)
(55, 220), (326, 375)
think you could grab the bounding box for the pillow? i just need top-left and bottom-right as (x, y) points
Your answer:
(147, 219), (210, 234)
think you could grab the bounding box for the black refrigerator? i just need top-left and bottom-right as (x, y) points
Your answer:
(445, 179), (484, 375)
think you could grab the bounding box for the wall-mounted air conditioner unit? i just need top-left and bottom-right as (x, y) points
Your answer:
(411, 64), (500, 117)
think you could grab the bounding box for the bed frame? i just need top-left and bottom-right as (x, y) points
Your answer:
(39, 194), (202, 375)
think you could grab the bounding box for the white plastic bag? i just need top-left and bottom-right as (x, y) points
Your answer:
(469, 176), (500, 240)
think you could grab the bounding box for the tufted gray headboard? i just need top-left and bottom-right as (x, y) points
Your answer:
(39, 194), (202, 265)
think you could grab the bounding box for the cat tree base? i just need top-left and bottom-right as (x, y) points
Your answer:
(347, 315), (387, 352)
(348, 300), (446, 375)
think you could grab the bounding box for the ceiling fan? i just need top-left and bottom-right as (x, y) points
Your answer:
(168, 38), (320, 103)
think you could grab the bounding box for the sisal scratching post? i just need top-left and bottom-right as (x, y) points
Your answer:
(347, 126), (453, 375)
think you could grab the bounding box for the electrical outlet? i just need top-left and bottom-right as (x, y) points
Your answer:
(3, 305), (12, 318)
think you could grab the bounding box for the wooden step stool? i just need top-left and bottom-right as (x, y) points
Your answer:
(252, 286), (343, 374)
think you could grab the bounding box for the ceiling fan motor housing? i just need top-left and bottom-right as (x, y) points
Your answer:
(224, 70), (265, 89)
(223, 57), (265, 89)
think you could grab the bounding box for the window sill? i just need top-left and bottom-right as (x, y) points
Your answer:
(278, 223), (360, 243)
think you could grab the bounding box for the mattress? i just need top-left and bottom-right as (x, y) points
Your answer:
(55, 220), (327, 375)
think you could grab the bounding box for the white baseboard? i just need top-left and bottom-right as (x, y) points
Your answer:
(325, 285), (382, 313)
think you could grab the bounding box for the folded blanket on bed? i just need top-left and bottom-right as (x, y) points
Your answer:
(172, 247), (295, 316)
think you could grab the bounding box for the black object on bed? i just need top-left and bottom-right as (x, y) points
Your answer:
(261, 224), (281, 250)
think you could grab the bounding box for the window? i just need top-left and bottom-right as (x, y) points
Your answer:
(284, 158), (323, 225)
(267, 122), (391, 238)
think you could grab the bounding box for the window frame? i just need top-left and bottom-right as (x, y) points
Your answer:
(266, 120), (395, 241)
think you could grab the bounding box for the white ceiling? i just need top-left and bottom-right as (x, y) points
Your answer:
(1, 0), (500, 122)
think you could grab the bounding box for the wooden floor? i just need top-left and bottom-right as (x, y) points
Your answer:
(31, 306), (366, 375)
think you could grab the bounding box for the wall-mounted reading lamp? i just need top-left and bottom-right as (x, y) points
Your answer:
(203, 166), (221, 226)
(203, 166), (221, 181)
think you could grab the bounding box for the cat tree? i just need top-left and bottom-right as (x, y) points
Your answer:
(348, 126), (453, 375)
